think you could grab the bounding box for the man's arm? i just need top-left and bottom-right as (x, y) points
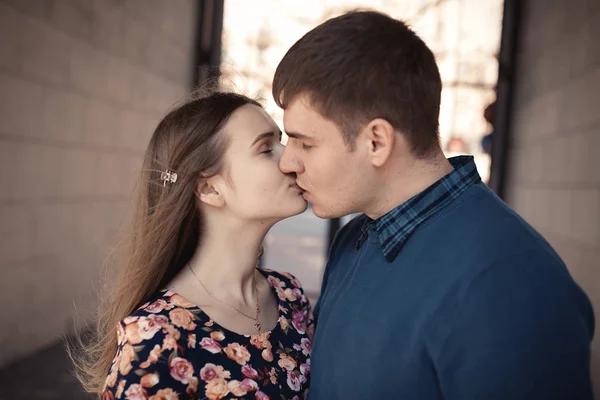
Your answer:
(432, 250), (595, 399)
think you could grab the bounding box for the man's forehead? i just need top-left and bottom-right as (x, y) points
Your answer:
(283, 112), (317, 140)
(283, 98), (321, 128)
(287, 93), (317, 112)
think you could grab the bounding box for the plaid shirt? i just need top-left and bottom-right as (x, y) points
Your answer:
(358, 156), (482, 262)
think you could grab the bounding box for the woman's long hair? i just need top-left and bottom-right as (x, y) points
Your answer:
(69, 91), (261, 395)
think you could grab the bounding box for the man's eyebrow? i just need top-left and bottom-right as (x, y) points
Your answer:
(285, 131), (311, 140)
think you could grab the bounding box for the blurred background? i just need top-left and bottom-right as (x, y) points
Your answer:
(0, 0), (598, 398)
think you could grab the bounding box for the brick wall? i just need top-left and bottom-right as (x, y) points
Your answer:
(0, 0), (197, 366)
(505, 0), (600, 391)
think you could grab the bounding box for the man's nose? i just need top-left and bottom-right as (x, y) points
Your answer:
(279, 145), (304, 174)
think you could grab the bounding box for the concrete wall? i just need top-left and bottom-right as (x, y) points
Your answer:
(504, 0), (600, 391)
(0, 0), (196, 367)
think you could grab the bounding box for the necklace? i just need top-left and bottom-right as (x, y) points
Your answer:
(187, 265), (262, 333)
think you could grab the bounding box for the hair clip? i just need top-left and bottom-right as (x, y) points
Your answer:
(160, 170), (178, 186)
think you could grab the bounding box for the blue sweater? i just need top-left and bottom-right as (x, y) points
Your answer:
(309, 182), (594, 399)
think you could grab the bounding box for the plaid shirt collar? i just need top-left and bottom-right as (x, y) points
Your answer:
(357, 156), (481, 262)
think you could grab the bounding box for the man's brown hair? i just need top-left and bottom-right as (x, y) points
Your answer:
(273, 10), (442, 157)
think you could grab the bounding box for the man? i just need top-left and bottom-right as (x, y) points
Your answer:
(273, 10), (594, 399)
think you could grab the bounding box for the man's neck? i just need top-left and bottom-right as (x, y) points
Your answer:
(365, 154), (454, 220)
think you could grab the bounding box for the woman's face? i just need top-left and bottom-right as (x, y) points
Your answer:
(212, 104), (307, 222)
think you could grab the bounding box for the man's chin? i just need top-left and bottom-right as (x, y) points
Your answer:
(310, 203), (339, 220)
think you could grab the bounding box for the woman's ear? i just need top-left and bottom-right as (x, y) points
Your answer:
(195, 176), (225, 208)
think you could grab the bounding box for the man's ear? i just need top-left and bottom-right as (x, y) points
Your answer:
(195, 176), (225, 208)
(361, 118), (396, 167)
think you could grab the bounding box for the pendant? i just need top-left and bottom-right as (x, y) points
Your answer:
(254, 320), (262, 333)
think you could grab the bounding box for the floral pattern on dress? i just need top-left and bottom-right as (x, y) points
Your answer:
(102, 269), (313, 400)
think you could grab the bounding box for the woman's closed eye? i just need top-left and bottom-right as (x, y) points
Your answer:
(259, 143), (274, 155)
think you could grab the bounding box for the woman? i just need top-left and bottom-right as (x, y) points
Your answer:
(72, 92), (313, 400)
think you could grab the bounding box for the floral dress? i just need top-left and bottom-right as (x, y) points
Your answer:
(102, 269), (313, 400)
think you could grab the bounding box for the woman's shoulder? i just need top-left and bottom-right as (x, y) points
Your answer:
(106, 292), (206, 399)
(118, 290), (205, 347)
(261, 268), (303, 289)
(261, 269), (310, 307)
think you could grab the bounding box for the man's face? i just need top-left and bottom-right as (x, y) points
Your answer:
(280, 95), (374, 219)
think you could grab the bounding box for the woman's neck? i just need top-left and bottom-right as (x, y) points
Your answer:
(185, 217), (271, 305)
